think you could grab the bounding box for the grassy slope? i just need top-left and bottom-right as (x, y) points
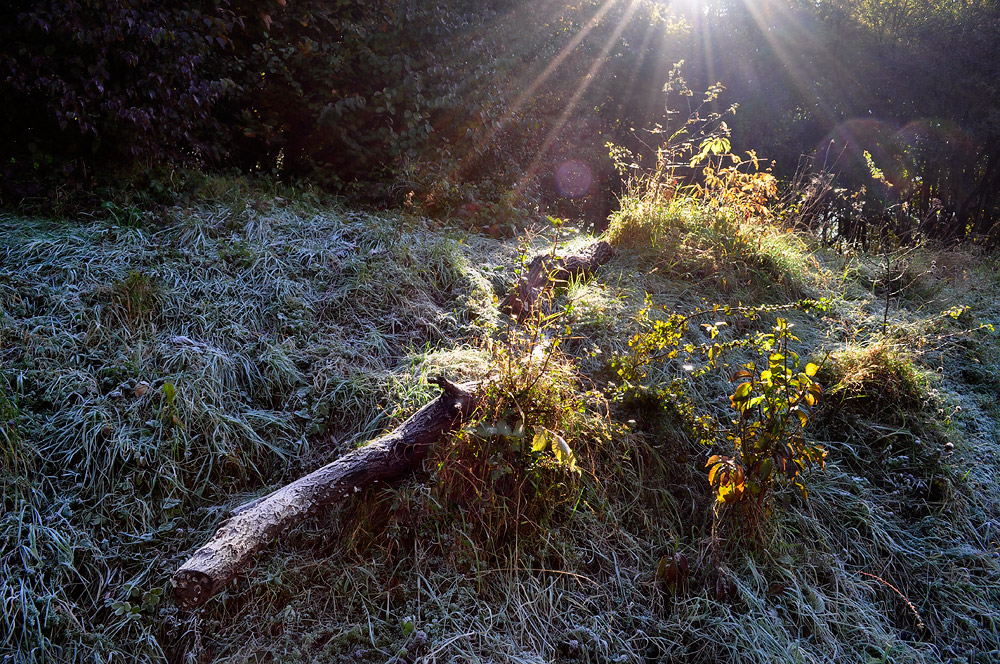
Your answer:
(1, 182), (999, 664)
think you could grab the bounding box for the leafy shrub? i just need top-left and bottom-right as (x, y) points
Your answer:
(423, 307), (604, 563)
(706, 318), (826, 508)
(615, 301), (829, 533)
(693, 148), (778, 220)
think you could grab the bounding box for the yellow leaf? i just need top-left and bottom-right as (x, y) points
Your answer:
(531, 428), (549, 452)
(708, 463), (720, 486)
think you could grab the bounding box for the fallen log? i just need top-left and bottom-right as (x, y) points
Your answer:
(502, 241), (614, 318)
(171, 377), (478, 609)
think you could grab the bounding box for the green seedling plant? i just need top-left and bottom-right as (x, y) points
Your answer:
(707, 318), (827, 509)
(614, 298), (830, 464)
(160, 382), (183, 433)
(614, 297), (741, 394)
(109, 586), (163, 623)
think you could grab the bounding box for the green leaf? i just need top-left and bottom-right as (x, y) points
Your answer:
(472, 423), (495, 438)
(656, 556), (671, 583)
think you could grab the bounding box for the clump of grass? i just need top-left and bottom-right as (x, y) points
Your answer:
(0, 383), (28, 476)
(605, 197), (831, 303)
(109, 270), (161, 327)
(604, 193), (690, 251)
(822, 342), (928, 422)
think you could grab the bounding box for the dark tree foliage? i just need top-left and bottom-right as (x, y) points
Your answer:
(1, 0), (669, 223)
(0, 0), (239, 199)
(659, 0), (1000, 243)
(217, 0), (675, 215)
(218, 1), (526, 191)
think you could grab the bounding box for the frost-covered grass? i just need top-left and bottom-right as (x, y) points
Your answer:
(2, 181), (998, 663)
(0, 191), (504, 662)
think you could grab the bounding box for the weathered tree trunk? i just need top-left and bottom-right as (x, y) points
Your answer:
(172, 377), (477, 609)
(502, 241), (614, 318)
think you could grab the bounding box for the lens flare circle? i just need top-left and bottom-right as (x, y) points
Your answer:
(555, 160), (593, 199)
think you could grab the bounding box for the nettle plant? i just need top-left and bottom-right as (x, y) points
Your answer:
(707, 318), (827, 506)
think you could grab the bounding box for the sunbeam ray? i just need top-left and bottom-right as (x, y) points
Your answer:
(517, 0), (643, 194)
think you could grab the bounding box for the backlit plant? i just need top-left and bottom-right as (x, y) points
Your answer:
(693, 147), (778, 220)
(707, 318), (827, 507)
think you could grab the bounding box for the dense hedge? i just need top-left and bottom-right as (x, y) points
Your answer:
(0, 0), (665, 222)
(0, 0), (238, 197)
(3, 0), (999, 240)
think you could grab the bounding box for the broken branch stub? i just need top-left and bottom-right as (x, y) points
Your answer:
(502, 241), (613, 318)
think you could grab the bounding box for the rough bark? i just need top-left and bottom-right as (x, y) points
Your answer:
(502, 241), (614, 318)
(171, 377), (478, 609)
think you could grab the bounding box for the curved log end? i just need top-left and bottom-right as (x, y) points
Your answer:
(171, 567), (217, 609)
